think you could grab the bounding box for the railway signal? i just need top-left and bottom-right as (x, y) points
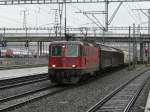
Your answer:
(1, 40), (7, 47)
(145, 47), (148, 56)
(25, 40), (29, 47)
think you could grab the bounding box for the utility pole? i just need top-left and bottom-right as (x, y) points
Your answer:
(132, 8), (150, 64)
(105, 0), (109, 32)
(128, 26), (131, 70)
(64, 0), (67, 39)
(23, 10), (27, 28)
(59, 4), (63, 38)
(53, 9), (59, 37)
(148, 9), (150, 34)
(21, 10), (29, 28)
(137, 24), (141, 62)
(21, 10), (29, 63)
(133, 23), (137, 68)
(21, 10), (29, 48)
(148, 9), (150, 63)
(35, 7), (40, 28)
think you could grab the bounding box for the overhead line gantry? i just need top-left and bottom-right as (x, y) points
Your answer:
(0, 0), (149, 5)
(0, 0), (148, 32)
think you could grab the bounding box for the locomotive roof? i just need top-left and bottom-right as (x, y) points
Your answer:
(50, 41), (123, 53)
(50, 41), (94, 46)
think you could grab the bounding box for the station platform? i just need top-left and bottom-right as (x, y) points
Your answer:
(145, 91), (150, 112)
(0, 66), (48, 80)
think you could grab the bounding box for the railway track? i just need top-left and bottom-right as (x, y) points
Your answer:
(0, 72), (74, 112)
(0, 84), (70, 112)
(0, 64), (47, 70)
(0, 73), (48, 89)
(86, 70), (150, 112)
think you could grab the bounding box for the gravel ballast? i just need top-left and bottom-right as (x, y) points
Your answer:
(9, 65), (150, 112)
(0, 80), (51, 99)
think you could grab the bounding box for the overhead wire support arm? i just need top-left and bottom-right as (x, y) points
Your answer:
(76, 10), (106, 30)
(78, 11), (106, 14)
(108, 2), (123, 25)
(132, 8), (150, 34)
(140, 9), (148, 17)
(76, 10), (105, 31)
(132, 9), (149, 17)
(92, 14), (105, 30)
(84, 13), (105, 31)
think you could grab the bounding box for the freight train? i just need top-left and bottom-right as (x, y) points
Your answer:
(48, 41), (126, 84)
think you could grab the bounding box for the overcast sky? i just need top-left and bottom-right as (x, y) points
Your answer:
(0, 2), (150, 29)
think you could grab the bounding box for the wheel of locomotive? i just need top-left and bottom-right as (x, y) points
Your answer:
(50, 77), (62, 84)
(69, 76), (81, 84)
(62, 73), (81, 84)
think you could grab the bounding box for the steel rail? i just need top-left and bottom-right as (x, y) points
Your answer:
(0, 73), (48, 89)
(0, 68), (121, 112)
(0, 64), (47, 70)
(0, 76), (48, 89)
(123, 76), (150, 112)
(0, 85), (68, 112)
(0, 86), (54, 103)
(86, 70), (149, 112)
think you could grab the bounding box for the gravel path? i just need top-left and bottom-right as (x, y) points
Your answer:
(9, 65), (150, 112)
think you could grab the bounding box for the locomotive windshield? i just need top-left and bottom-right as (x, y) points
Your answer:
(51, 46), (62, 56)
(66, 44), (78, 57)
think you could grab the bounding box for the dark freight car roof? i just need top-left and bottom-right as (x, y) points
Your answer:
(50, 41), (83, 45)
(95, 42), (123, 53)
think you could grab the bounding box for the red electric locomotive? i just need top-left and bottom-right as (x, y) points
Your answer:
(48, 41), (124, 84)
(48, 41), (99, 84)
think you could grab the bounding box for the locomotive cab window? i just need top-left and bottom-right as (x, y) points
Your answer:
(66, 44), (78, 57)
(51, 45), (62, 56)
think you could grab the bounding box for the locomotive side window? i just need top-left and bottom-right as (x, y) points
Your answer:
(49, 46), (51, 56)
(66, 44), (78, 57)
(79, 46), (83, 56)
(83, 47), (87, 56)
(51, 46), (62, 56)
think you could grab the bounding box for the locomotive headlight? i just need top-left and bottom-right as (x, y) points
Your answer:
(72, 65), (76, 68)
(52, 65), (56, 67)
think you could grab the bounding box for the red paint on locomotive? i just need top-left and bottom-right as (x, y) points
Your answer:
(48, 41), (99, 83)
(48, 41), (99, 69)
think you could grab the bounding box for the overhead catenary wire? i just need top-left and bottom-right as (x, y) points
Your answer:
(122, 3), (138, 24)
(70, 4), (105, 30)
(69, 4), (91, 24)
